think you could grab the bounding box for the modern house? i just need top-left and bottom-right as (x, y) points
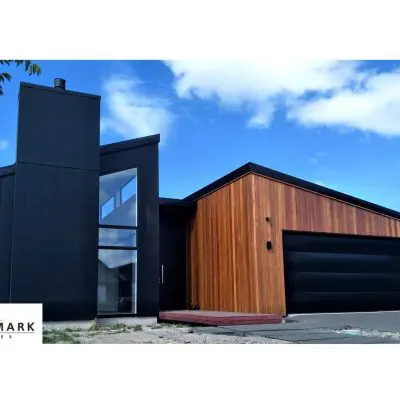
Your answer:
(1, 79), (400, 322)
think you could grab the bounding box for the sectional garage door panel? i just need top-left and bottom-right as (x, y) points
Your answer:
(287, 271), (400, 292)
(288, 292), (400, 314)
(283, 233), (400, 314)
(285, 252), (400, 274)
(284, 234), (400, 256)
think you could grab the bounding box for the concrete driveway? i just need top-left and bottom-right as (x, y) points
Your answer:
(195, 311), (400, 343)
(287, 311), (400, 331)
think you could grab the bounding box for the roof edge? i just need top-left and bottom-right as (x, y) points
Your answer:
(20, 82), (101, 100)
(185, 162), (400, 220)
(100, 134), (161, 155)
(184, 162), (252, 202)
(248, 162), (400, 220)
(0, 164), (15, 178)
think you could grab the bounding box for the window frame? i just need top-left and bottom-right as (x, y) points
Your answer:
(97, 166), (141, 316)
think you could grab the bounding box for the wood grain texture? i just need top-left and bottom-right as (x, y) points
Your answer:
(188, 172), (400, 315)
(188, 175), (256, 312)
(253, 173), (400, 314)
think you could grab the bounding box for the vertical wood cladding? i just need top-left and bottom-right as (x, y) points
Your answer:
(188, 173), (400, 314)
(188, 175), (256, 313)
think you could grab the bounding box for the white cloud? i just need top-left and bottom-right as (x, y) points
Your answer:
(0, 140), (9, 151)
(290, 69), (400, 137)
(101, 74), (174, 143)
(164, 60), (400, 137)
(164, 60), (365, 128)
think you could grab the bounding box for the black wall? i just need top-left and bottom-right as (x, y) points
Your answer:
(10, 82), (100, 321)
(0, 167), (15, 303)
(100, 136), (160, 316)
(159, 202), (193, 311)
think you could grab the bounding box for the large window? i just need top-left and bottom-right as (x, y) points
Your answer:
(99, 168), (137, 227)
(99, 228), (137, 247)
(98, 168), (138, 315)
(98, 249), (137, 314)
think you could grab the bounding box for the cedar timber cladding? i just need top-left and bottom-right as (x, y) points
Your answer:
(188, 172), (400, 315)
(188, 174), (257, 313)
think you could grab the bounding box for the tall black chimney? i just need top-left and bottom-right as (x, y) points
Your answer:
(11, 80), (101, 321)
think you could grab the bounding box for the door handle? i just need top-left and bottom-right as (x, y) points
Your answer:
(161, 264), (164, 285)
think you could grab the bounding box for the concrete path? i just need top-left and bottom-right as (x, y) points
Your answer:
(194, 311), (400, 343)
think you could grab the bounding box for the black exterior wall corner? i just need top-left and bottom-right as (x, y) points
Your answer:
(10, 82), (101, 321)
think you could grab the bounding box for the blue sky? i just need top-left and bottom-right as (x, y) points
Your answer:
(0, 60), (399, 210)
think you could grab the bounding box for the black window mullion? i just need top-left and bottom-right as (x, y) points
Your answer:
(99, 224), (138, 230)
(98, 245), (138, 251)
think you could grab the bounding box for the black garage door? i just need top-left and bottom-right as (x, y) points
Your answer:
(283, 232), (400, 314)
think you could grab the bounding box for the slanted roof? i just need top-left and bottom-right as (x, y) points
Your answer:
(100, 134), (160, 155)
(0, 164), (15, 178)
(184, 162), (400, 220)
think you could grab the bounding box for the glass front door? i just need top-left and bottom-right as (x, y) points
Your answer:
(97, 168), (138, 315)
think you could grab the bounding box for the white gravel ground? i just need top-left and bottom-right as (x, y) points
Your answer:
(43, 324), (289, 344)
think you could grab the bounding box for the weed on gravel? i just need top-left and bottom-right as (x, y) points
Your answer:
(43, 329), (81, 344)
(43, 322), (197, 344)
(43, 322), (149, 343)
